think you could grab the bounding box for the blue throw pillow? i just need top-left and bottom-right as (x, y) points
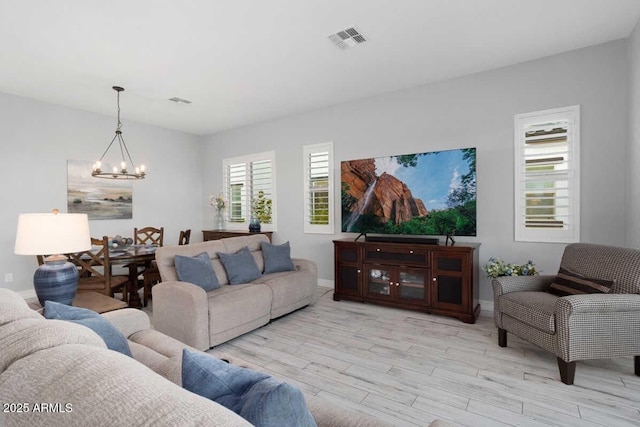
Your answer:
(175, 252), (220, 291)
(261, 241), (295, 274)
(44, 300), (132, 357)
(217, 246), (262, 284)
(182, 349), (316, 427)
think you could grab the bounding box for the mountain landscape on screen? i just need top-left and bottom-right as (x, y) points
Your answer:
(341, 148), (476, 236)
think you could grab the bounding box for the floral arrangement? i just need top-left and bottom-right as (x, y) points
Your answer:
(210, 193), (226, 211)
(483, 257), (537, 278)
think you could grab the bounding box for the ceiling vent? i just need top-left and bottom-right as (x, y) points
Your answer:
(328, 27), (367, 50)
(169, 97), (192, 104)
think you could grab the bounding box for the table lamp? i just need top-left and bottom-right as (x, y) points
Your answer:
(14, 209), (91, 306)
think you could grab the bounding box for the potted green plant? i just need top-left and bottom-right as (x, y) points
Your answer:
(249, 191), (272, 232)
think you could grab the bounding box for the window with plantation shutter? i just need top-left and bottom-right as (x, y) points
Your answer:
(514, 105), (580, 243)
(223, 151), (276, 231)
(303, 142), (334, 234)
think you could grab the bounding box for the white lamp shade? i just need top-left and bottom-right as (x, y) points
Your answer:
(15, 212), (92, 255)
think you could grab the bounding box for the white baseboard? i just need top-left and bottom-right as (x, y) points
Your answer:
(479, 299), (494, 314)
(318, 278), (333, 288)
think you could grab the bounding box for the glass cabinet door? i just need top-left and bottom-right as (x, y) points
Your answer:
(365, 267), (392, 299)
(397, 269), (428, 305)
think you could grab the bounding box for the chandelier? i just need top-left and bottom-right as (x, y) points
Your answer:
(92, 86), (146, 179)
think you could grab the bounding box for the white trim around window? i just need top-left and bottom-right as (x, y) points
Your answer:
(514, 105), (580, 243)
(303, 142), (334, 234)
(222, 151), (277, 232)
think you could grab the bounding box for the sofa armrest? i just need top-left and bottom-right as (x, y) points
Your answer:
(152, 281), (210, 351)
(556, 293), (640, 314)
(555, 294), (640, 361)
(492, 275), (555, 296)
(102, 308), (151, 338)
(292, 258), (318, 276)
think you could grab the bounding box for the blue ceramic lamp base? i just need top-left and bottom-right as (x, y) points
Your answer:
(33, 257), (79, 306)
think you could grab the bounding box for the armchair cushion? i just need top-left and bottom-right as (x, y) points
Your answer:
(548, 267), (615, 297)
(499, 291), (558, 334)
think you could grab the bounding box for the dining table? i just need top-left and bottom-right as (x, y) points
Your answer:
(109, 245), (158, 309)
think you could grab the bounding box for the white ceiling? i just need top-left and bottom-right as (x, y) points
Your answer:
(1, 0), (639, 136)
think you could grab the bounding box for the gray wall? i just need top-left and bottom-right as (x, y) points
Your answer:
(203, 40), (629, 303)
(0, 92), (204, 295)
(628, 19), (640, 247)
(1, 37), (633, 304)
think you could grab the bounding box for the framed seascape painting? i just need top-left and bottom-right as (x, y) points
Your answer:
(67, 160), (133, 220)
(341, 147), (476, 236)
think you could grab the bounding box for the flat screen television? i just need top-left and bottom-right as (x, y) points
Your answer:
(341, 147), (476, 238)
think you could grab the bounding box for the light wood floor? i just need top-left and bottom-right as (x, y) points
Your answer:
(195, 287), (640, 427)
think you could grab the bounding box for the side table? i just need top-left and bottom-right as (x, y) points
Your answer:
(73, 292), (128, 313)
(29, 291), (128, 314)
(202, 229), (273, 242)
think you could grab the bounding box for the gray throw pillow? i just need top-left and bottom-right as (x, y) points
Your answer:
(217, 246), (262, 284)
(175, 252), (220, 291)
(182, 349), (316, 427)
(44, 301), (132, 357)
(261, 241), (295, 274)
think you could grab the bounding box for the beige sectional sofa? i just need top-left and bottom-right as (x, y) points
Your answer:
(0, 288), (251, 427)
(153, 234), (317, 350)
(0, 288), (457, 427)
(0, 288), (400, 426)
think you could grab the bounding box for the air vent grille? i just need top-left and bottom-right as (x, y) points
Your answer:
(328, 27), (367, 50)
(169, 97), (192, 104)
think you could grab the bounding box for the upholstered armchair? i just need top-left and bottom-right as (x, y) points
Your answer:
(492, 243), (640, 385)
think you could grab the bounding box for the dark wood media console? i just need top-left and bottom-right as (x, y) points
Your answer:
(333, 239), (480, 323)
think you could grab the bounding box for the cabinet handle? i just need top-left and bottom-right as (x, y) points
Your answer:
(357, 269), (361, 273)
(396, 282), (400, 287)
(409, 250), (414, 254)
(376, 248), (381, 252)
(432, 278), (437, 282)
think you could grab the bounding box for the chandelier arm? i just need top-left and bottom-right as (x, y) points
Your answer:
(97, 133), (120, 161)
(117, 134), (128, 169)
(119, 134), (138, 171)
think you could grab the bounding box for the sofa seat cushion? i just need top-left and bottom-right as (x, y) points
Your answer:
(499, 291), (558, 334)
(207, 284), (272, 335)
(257, 270), (316, 318)
(127, 325), (206, 387)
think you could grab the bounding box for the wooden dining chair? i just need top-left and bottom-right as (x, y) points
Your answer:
(66, 236), (129, 298)
(178, 229), (191, 245)
(135, 226), (164, 307)
(134, 226), (164, 247)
